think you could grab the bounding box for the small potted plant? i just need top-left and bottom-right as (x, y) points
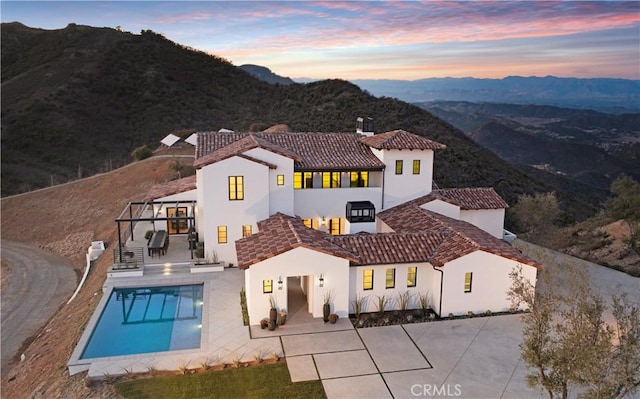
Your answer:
(328, 313), (339, 324)
(278, 309), (287, 325)
(260, 318), (269, 329)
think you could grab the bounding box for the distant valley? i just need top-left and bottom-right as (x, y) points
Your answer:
(418, 101), (640, 190)
(347, 76), (640, 113)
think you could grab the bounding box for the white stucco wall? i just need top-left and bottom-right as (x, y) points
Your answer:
(197, 156), (270, 265)
(243, 148), (295, 216)
(460, 209), (505, 238)
(344, 220), (376, 234)
(244, 247), (350, 324)
(348, 263), (438, 314)
(294, 187), (382, 222)
(371, 148), (434, 210)
(420, 199), (461, 220)
(439, 250), (538, 316)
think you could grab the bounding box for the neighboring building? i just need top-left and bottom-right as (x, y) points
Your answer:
(145, 119), (541, 323)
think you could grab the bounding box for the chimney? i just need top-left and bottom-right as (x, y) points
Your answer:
(356, 117), (374, 137)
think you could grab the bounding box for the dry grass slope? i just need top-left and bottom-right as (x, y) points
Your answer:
(1, 157), (180, 398)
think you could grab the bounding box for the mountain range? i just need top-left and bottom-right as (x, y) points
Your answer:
(0, 22), (620, 225)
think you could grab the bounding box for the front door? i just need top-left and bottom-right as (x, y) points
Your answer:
(167, 207), (189, 234)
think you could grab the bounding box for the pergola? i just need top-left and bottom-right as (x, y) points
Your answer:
(114, 200), (197, 263)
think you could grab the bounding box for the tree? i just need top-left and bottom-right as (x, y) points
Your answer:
(508, 265), (640, 399)
(606, 175), (640, 222)
(510, 192), (561, 243)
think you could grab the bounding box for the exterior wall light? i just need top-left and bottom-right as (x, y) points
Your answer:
(278, 276), (283, 290)
(320, 216), (326, 226)
(319, 274), (324, 287)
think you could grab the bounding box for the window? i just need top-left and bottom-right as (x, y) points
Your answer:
(304, 172), (313, 188)
(329, 218), (342, 235)
(395, 160), (403, 175)
(303, 218), (318, 229)
(407, 266), (417, 287)
(386, 268), (396, 289)
(350, 171), (369, 187)
(242, 224), (252, 238)
(413, 160), (421, 175)
(322, 172), (330, 188)
(293, 172), (313, 189)
(464, 272), (473, 293)
(322, 172), (341, 188)
(263, 280), (273, 294)
(277, 174), (284, 185)
(217, 226), (227, 244)
(331, 172), (341, 188)
(228, 176), (244, 200)
(363, 269), (374, 290)
(167, 207), (189, 234)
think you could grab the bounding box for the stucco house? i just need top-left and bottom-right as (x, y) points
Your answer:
(144, 118), (541, 324)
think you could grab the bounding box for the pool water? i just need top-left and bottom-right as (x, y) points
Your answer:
(81, 284), (204, 359)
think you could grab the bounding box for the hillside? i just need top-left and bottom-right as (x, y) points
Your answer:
(0, 156), (187, 398)
(1, 22), (601, 222)
(418, 101), (640, 191)
(470, 121), (637, 189)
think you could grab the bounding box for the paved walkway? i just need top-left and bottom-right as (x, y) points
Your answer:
(280, 315), (544, 399)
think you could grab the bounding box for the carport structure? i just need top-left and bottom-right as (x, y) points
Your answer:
(114, 200), (197, 264)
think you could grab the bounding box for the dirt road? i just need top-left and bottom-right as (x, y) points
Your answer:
(0, 240), (77, 376)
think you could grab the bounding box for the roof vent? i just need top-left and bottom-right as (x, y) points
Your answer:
(356, 117), (374, 137)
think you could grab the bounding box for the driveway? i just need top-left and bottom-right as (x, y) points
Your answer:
(0, 240), (77, 376)
(282, 243), (640, 399)
(283, 315), (542, 399)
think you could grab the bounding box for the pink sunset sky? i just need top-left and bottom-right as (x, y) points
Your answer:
(2, 1), (639, 80)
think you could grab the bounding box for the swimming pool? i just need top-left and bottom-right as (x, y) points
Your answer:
(81, 284), (203, 359)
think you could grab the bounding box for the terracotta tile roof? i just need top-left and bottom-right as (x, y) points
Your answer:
(236, 213), (359, 269)
(195, 131), (386, 170)
(236, 207), (541, 269)
(144, 175), (196, 201)
(425, 188), (509, 210)
(360, 129), (446, 150)
(377, 202), (542, 269)
(263, 133), (386, 171)
(329, 232), (449, 265)
(194, 133), (300, 169)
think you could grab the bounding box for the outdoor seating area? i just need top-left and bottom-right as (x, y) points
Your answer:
(147, 230), (169, 258)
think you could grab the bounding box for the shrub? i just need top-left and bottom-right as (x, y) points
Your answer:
(397, 291), (413, 311)
(374, 295), (392, 315)
(131, 145), (153, 161)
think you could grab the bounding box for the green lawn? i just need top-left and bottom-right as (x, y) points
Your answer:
(115, 362), (326, 399)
